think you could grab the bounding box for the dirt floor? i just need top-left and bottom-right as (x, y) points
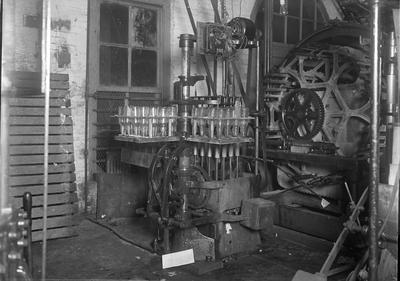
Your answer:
(32, 218), (333, 281)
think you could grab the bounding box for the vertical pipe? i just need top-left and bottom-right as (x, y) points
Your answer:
(255, 42), (260, 175)
(0, 87), (9, 213)
(385, 32), (397, 169)
(263, 0), (273, 191)
(368, 1), (380, 280)
(41, 0), (51, 280)
(178, 34), (194, 135)
(23, 192), (33, 276)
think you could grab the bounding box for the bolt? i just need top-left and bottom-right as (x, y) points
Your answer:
(8, 231), (18, 239)
(8, 251), (21, 260)
(17, 239), (28, 247)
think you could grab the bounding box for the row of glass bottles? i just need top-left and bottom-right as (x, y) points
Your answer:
(118, 101), (178, 138)
(191, 101), (250, 139)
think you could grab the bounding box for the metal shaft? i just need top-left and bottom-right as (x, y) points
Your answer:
(0, 91), (9, 213)
(41, 1), (51, 280)
(368, 1), (380, 280)
(255, 41), (260, 175)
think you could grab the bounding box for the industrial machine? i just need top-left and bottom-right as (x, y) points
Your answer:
(263, 1), (399, 280)
(115, 7), (275, 265)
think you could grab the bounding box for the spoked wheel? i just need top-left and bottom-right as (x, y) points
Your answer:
(147, 142), (178, 214)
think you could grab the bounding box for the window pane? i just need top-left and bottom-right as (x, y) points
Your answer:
(303, 0), (315, 20)
(288, 0), (300, 17)
(287, 17), (300, 44)
(100, 46), (128, 86)
(273, 15), (285, 43)
(131, 49), (157, 87)
(100, 3), (129, 44)
(132, 7), (158, 47)
(302, 20), (314, 39)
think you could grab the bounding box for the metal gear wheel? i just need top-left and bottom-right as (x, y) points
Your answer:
(281, 89), (325, 140)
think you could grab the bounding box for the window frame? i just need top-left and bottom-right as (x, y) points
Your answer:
(272, 0), (328, 44)
(88, 0), (171, 95)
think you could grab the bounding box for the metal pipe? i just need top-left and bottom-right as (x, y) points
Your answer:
(84, 0), (91, 214)
(255, 42), (260, 175)
(368, 1), (381, 280)
(0, 87), (10, 213)
(264, 0), (273, 76)
(41, 0), (51, 280)
(23, 192), (33, 276)
(178, 34), (195, 135)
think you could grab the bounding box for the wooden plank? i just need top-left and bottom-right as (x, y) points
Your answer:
(11, 71), (69, 81)
(9, 116), (72, 126)
(9, 154), (74, 165)
(9, 163), (75, 176)
(9, 173), (76, 186)
(31, 215), (79, 231)
(9, 135), (73, 145)
(9, 183), (76, 197)
(12, 79), (69, 89)
(10, 89), (69, 98)
(9, 107), (71, 116)
(12, 192), (78, 207)
(9, 144), (74, 155)
(9, 125), (73, 135)
(9, 98), (69, 107)
(31, 205), (75, 219)
(32, 226), (77, 242)
(32, 203), (78, 219)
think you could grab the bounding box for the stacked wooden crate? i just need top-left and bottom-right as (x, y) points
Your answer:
(8, 71), (78, 241)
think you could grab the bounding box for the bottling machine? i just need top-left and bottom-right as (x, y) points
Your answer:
(115, 14), (275, 262)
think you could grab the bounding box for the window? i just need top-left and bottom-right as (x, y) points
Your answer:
(87, 0), (170, 174)
(91, 0), (168, 93)
(272, 0), (327, 44)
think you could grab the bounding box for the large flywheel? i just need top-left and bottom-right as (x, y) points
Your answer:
(279, 45), (371, 156)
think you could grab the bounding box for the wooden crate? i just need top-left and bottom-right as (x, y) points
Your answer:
(8, 71), (78, 242)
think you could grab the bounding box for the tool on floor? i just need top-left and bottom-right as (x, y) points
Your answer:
(291, 187), (368, 281)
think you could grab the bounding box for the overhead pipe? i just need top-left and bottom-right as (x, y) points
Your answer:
(368, 0), (381, 280)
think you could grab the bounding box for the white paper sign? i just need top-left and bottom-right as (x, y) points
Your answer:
(162, 249), (195, 269)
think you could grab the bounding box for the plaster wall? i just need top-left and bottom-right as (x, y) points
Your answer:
(10, 0), (88, 210)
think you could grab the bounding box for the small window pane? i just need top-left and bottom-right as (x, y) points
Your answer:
(132, 7), (158, 47)
(287, 17), (300, 44)
(302, 20), (314, 39)
(131, 49), (157, 87)
(303, 0), (315, 20)
(288, 0), (300, 17)
(100, 3), (129, 44)
(100, 46), (128, 86)
(273, 15), (285, 43)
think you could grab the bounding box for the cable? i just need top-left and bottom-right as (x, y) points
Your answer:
(86, 217), (154, 253)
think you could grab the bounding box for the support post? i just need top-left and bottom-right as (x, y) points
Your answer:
(368, 1), (381, 280)
(41, 0), (51, 280)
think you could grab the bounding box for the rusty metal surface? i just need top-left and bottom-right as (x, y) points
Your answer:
(172, 227), (215, 262)
(203, 176), (252, 213)
(215, 222), (260, 259)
